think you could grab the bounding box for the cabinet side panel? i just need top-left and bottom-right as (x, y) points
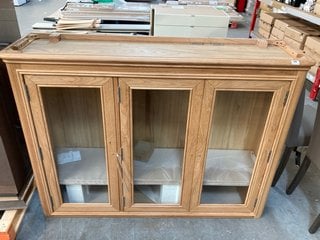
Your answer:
(4, 65), (52, 215)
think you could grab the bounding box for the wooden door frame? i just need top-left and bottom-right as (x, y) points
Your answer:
(190, 79), (291, 215)
(23, 73), (121, 214)
(119, 77), (204, 213)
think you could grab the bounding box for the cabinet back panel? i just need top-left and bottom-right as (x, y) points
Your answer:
(133, 90), (189, 148)
(41, 88), (104, 148)
(208, 91), (273, 152)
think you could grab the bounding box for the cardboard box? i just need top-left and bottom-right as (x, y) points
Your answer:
(305, 36), (320, 55)
(260, 2), (272, 12)
(304, 46), (320, 62)
(274, 19), (306, 32)
(269, 35), (278, 40)
(314, 3), (320, 15)
(271, 27), (285, 39)
(259, 11), (289, 25)
(259, 20), (272, 32)
(258, 27), (270, 39)
(285, 25), (320, 42)
(284, 36), (303, 50)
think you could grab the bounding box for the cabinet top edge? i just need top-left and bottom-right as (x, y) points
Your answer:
(0, 33), (315, 68)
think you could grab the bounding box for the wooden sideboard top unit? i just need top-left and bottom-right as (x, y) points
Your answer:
(0, 33), (315, 217)
(0, 33), (314, 68)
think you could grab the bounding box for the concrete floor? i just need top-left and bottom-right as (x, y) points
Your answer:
(13, 1), (320, 239)
(16, 160), (320, 240)
(15, 0), (66, 36)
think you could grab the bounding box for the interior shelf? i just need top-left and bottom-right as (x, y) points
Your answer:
(134, 148), (256, 186)
(134, 148), (183, 185)
(55, 147), (255, 186)
(56, 148), (108, 185)
(204, 149), (256, 186)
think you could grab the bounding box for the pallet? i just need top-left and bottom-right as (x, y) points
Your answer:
(0, 177), (35, 240)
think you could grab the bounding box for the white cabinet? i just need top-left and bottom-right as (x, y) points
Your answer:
(153, 5), (229, 38)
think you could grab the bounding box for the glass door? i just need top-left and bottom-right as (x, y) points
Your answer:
(24, 74), (120, 212)
(191, 80), (290, 213)
(119, 78), (203, 212)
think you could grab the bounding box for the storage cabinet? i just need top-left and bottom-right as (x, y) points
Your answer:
(152, 5), (229, 38)
(0, 33), (313, 217)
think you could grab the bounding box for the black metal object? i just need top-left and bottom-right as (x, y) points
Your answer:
(286, 156), (311, 195)
(309, 214), (320, 234)
(272, 146), (294, 187)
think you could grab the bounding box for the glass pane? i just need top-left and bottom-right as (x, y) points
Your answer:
(200, 91), (273, 204)
(41, 88), (108, 203)
(132, 90), (189, 204)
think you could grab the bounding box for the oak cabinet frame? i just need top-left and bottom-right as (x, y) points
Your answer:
(0, 34), (313, 217)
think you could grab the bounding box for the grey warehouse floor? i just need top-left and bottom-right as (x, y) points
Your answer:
(13, 1), (320, 239)
(17, 162), (320, 240)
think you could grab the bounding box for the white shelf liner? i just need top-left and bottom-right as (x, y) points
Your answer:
(134, 148), (256, 186)
(55, 148), (255, 186)
(56, 148), (107, 185)
(134, 148), (183, 185)
(204, 149), (256, 186)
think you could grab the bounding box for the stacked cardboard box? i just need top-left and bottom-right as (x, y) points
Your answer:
(304, 36), (320, 75)
(257, 10), (320, 77)
(258, 11), (289, 39)
(314, 0), (320, 16)
(258, 20), (273, 38)
(260, 2), (272, 12)
(262, 15), (320, 52)
(270, 18), (304, 40)
(284, 25), (320, 50)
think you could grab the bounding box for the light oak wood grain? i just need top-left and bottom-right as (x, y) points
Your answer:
(133, 90), (189, 148)
(208, 91), (272, 151)
(0, 34), (312, 217)
(0, 34), (313, 67)
(41, 87), (104, 148)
